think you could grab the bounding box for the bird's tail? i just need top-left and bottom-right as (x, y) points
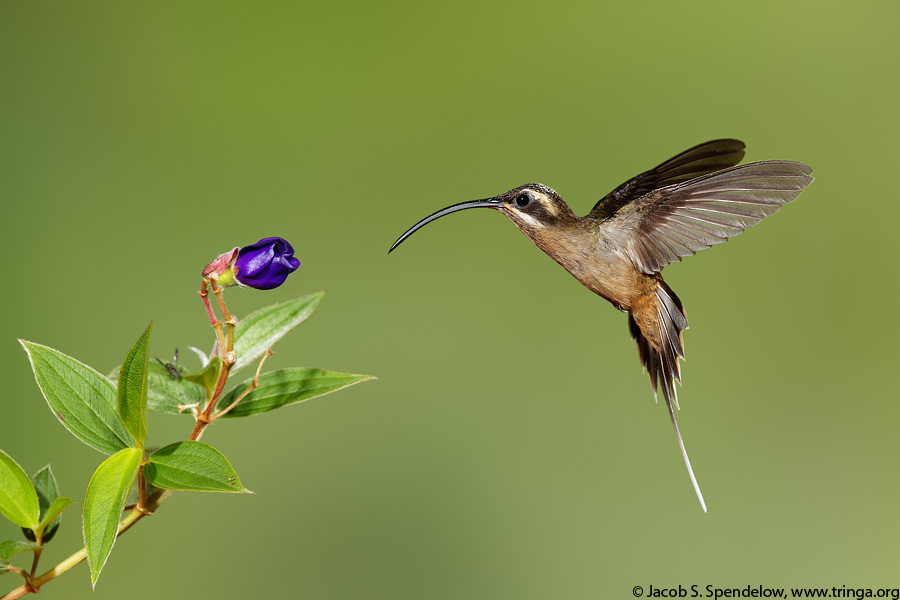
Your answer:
(629, 280), (707, 512)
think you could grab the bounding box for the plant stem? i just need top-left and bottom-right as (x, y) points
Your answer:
(199, 280), (228, 358)
(2, 566), (29, 588)
(137, 465), (148, 513)
(28, 530), (43, 580)
(189, 281), (240, 441)
(212, 349), (273, 420)
(212, 286), (236, 354)
(199, 280), (218, 326)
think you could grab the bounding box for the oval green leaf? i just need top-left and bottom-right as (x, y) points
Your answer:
(20, 340), (132, 455)
(83, 447), (141, 587)
(232, 292), (324, 373)
(39, 497), (74, 530)
(0, 540), (41, 562)
(109, 361), (207, 415)
(23, 465), (64, 543)
(216, 368), (374, 418)
(0, 450), (40, 529)
(117, 323), (152, 445)
(145, 441), (248, 493)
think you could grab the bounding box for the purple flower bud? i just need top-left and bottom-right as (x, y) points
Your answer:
(233, 237), (301, 290)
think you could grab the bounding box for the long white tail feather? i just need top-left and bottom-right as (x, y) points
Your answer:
(629, 280), (706, 511)
(665, 388), (706, 512)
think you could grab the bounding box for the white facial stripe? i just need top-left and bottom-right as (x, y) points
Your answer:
(536, 192), (558, 217)
(513, 210), (541, 227)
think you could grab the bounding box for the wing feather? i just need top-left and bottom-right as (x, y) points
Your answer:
(604, 161), (814, 274)
(588, 139), (746, 220)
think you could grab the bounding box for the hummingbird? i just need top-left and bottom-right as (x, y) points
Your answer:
(389, 139), (814, 512)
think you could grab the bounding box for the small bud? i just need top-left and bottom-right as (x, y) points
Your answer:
(203, 238), (300, 290)
(233, 237), (301, 290)
(202, 248), (239, 285)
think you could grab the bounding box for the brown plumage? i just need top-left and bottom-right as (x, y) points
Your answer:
(389, 139), (814, 511)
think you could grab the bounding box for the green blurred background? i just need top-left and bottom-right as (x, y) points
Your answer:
(2, 1), (897, 598)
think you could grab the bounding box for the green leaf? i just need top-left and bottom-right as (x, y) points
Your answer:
(108, 361), (207, 415)
(20, 341), (132, 455)
(0, 450), (39, 529)
(145, 441), (249, 493)
(216, 368), (374, 418)
(23, 465), (64, 543)
(0, 540), (41, 562)
(117, 323), (152, 446)
(83, 447), (141, 587)
(232, 292), (324, 373)
(39, 497), (73, 531)
(183, 356), (223, 401)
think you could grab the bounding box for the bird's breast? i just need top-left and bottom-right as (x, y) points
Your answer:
(539, 230), (650, 311)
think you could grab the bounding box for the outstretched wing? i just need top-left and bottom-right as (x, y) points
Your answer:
(588, 139), (746, 220)
(602, 161), (814, 275)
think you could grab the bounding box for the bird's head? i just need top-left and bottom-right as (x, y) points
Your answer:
(389, 183), (576, 253)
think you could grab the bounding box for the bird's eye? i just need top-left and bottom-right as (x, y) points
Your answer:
(515, 193), (531, 207)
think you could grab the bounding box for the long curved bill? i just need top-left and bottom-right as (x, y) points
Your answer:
(389, 198), (503, 253)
